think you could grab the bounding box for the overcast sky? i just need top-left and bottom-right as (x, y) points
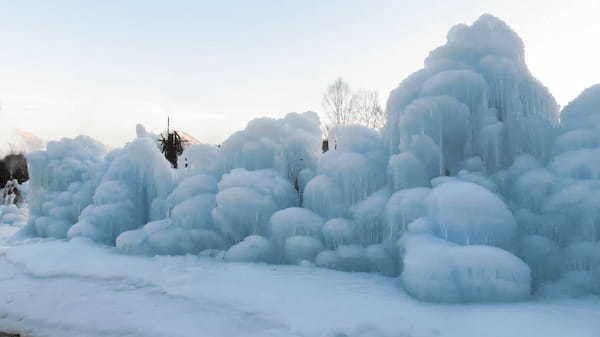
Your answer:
(1, 0), (599, 147)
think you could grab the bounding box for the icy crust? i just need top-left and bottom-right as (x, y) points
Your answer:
(400, 233), (531, 303)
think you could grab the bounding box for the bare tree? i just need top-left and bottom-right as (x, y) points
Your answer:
(352, 90), (385, 131)
(322, 78), (356, 127)
(322, 78), (385, 131)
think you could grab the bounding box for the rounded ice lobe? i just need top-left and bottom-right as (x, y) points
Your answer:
(269, 207), (324, 249)
(560, 84), (600, 130)
(322, 218), (356, 249)
(220, 111), (322, 184)
(518, 235), (563, 286)
(225, 235), (274, 263)
(427, 14), (525, 68)
(387, 153), (429, 191)
(400, 233), (531, 303)
(283, 236), (324, 264)
(213, 168), (298, 243)
(303, 175), (345, 219)
(383, 187), (431, 243)
(425, 181), (517, 249)
(116, 220), (225, 256)
(315, 245), (371, 273)
(68, 137), (175, 245)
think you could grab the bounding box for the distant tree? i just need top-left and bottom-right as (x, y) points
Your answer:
(352, 90), (385, 131)
(322, 78), (385, 131)
(322, 78), (356, 127)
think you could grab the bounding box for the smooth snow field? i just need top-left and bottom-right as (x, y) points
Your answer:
(0, 230), (599, 337)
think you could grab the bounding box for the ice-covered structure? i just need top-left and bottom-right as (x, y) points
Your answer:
(400, 232), (531, 303)
(213, 168), (299, 243)
(116, 174), (225, 255)
(26, 136), (107, 238)
(68, 137), (176, 244)
(385, 14), (558, 176)
(304, 125), (387, 218)
(20, 14), (600, 304)
(220, 111), (322, 188)
(497, 84), (600, 296)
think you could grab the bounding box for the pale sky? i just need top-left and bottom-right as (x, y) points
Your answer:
(1, 0), (599, 147)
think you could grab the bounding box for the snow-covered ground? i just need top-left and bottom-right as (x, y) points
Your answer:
(1, 226), (599, 337)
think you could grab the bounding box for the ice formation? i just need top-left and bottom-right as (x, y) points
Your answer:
(19, 14), (600, 303)
(400, 232), (531, 303)
(385, 14), (558, 175)
(213, 168), (298, 243)
(220, 111), (322, 186)
(304, 125), (387, 218)
(26, 136), (106, 238)
(68, 137), (175, 244)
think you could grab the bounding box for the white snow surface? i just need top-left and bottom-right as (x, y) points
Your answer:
(0, 233), (599, 337)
